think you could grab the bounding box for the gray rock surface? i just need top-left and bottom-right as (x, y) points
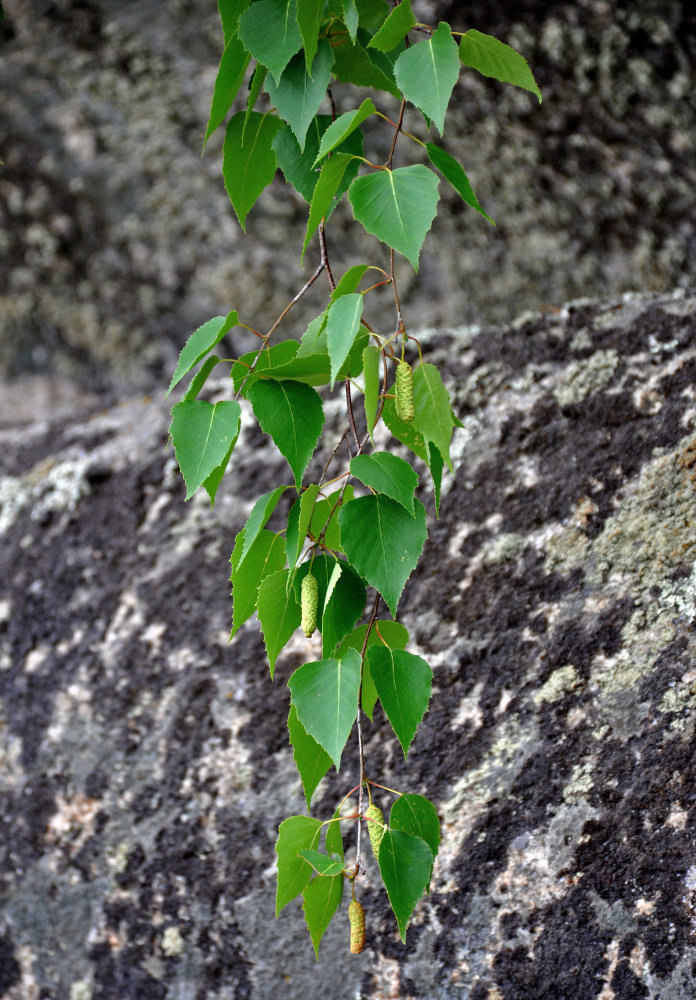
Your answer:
(2, 1), (696, 391)
(3, 288), (696, 998)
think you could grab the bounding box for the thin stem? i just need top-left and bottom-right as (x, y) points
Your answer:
(345, 378), (361, 453)
(386, 98), (406, 168)
(319, 222), (336, 292)
(391, 247), (406, 342)
(235, 260), (325, 399)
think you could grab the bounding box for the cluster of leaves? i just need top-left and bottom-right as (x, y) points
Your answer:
(167, 0), (539, 956)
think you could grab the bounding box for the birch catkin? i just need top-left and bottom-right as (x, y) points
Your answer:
(365, 804), (385, 859)
(300, 572), (318, 637)
(348, 899), (365, 954)
(395, 360), (415, 422)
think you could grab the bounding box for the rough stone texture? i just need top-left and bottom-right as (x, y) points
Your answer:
(2, 288), (696, 998)
(2, 1), (696, 391)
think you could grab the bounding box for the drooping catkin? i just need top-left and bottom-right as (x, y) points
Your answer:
(348, 899), (365, 954)
(395, 360), (415, 422)
(365, 804), (385, 859)
(300, 572), (318, 637)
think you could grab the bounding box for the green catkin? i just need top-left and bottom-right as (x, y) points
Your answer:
(348, 899), (365, 954)
(300, 571), (318, 637)
(395, 360), (415, 422)
(365, 804), (385, 859)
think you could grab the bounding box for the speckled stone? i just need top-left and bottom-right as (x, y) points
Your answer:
(2, 288), (696, 998)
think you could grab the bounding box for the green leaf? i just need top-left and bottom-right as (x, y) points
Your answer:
(363, 344), (380, 443)
(223, 111), (284, 230)
(302, 153), (356, 260)
(377, 829), (434, 941)
(356, 0), (389, 32)
(297, 0), (324, 69)
(428, 441), (444, 517)
(350, 452), (418, 514)
(238, 486), (289, 567)
(183, 355), (223, 402)
(394, 22), (459, 135)
(459, 29), (542, 103)
(331, 264), (370, 301)
(286, 483), (321, 573)
(325, 293), (364, 389)
(265, 40), (334, 150)
(231, 339), (299, 392)
(308, 484), (354, 552)
(230, 528), (286, 637)
(203, 432), (239, 505)
(204, 38), (251, 145)
(299, 849), (345, 876)
(336, 619), (409, 719)
(332, 37), (400, 99)
(243, 65), (267, 141)
(426, 142), (494, 223)
(342, 0), (359, 41)
(314, 99), (375, 165)
(288, 704), (332, 808)
(288, 648), (362, 768)
(302, 815), (344, 957)
(294, 555), (366, 656)
(390, 794), (440, 857)
(412, 363), (454, 472)
(368, 0), (414, 52)
(274, 115), (363, 206)
(338, 495), (427, 617)
(257, 568), (302, 677)
(247, 380), (325, 489)
(218, 0), (251, 43)
(167, 311), (238, 397)
(276, 815), (322, 915)
(169, 400), (241, 500)
(238, 0), (303, 83)
(349, 165), (440, 271)
(368, 647), (432, 755)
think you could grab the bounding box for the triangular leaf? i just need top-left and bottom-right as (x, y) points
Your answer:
(302, 814), (344, 957)
(297, 0), (324, 69)
(349, 165), (440, 271)
(390, 794), (440, 857)
(350, 452), (418, 514)
(314, 99), (376, 164)
(325, 293), (364, 388)
(274, 117), (327, 202)
(342, 0), (359, 41)
(286, 483), (321, 574)
(412, 363), (454, 472)
(382, 394), (429, 462)
(302, 152), (355, 260)
(257, 568), (302, 677)
(368, 0), (414, 52)
(230, 528), (286, 638)
(368, 647), (432, 755)
(293, 556), (366, 656)
(356, 0), (389, 32)
(331, 264), (370, 300)
(247, 380), (325, 489)
(265, 40), (334, 150)
(426, 142), (494, 223)
(362, 344), (381, 443)
(183, 355), (223, 402)
(338, 495), (427, 617)
(204, 38), (251, 145)
(223, 111), (284, 230)
(203, 431), (239, 504)
(336, 620), (409, 719)
(394, 22), (459, 135)
(243, 64), (267, 141)
(377, 829), (434, 941)
(276, 815), (322, 915)
(170, 400), (241, 500)
(238, 486), (290, 568)
(288, 648), (362, 769)
(459, 29), (542, 102)
(167, 311), (238, 397)
(238, 0), (303, 83)
(332, 36), (400, 98)
(288, 704), (333, 808)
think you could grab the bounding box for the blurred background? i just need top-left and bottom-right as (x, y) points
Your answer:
(1, 0), (695, 415)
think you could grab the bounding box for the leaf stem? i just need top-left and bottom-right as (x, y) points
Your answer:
(355, 592), (381, 874)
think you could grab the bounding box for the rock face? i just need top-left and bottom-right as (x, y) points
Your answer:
(2, 289), (696, 998)
(2, 1), (696, 391)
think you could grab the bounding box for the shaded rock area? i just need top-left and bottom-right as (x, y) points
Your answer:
(2, 1), (696, 393)
(3, 288), (696, 998)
